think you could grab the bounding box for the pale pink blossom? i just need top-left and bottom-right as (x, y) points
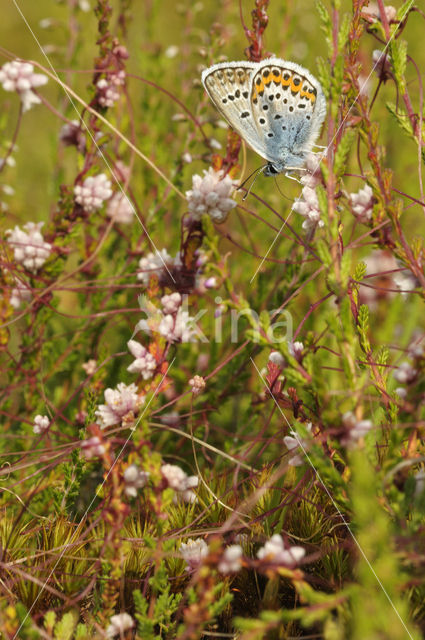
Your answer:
(81, 436), (105, 459)
(10, 278), (32, 309)
(161, 463), (198, 503)
(292, 186), (324, 231)
(74, 173), (112, 212)
(82, 359), (97, 376)
(106, 613), (134, 638)
(349, 184), (373, 223)
(288, 341), (304, 360)
(186, 168), (237, 223)
(393, 361), (417, 384)
(342, 411), (373, 446)
(6, 222), (52, 273)
(33, 414), (49, 435)
(106, 193), (134, 224)
(127, 340), (156, 379)
(161, 292), (181, 314)
(0, 60), (48, 112)
(300, 153), (322, 188)
(123, 464), (149, 497)
(95, 382), (142, 428)
(189, 375), (205, 396)
(96, 70), (125, 107)
(59, 120), (85, 151)
(269, 351), (285, 368)
(157, 308), (199, 343)
(218, 545), (243, 574)
(180, 538), (208, 570)
(137, 249), (174, 286)
(257, 534), (305, 567)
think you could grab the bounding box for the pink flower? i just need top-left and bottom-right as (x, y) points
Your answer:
(218, 545), (243, 574)
(81, 436), (105, 459)
(292, 186), (324, 231)
(106, 613), (134, 638)
(0, 60), (48, 112)
(283, 423), (313, 466)
(127, 340), (157, 379)
(95, 382), (142, 428)
(10, 277), (32, 309)
(349, 184), (373, 223)
(96, 71), (125, 108)
(189, 375), (206, 396)
(123, 464), (149, 497)
(161, 292), (182, 314)
(161, 463), (198, 503)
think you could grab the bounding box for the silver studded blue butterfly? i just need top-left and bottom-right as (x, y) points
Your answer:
(201, 58), (326, 176)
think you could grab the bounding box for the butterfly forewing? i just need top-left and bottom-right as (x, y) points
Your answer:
(249, 62), (320, 162)
(201, 62), (272, 161)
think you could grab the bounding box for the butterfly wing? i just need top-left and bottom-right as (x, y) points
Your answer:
(249, 59), (326, 165)
(201, 61), (272, 161)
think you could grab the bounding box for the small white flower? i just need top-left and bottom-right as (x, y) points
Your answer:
(10, 278), (32, 309)
(182, 152), (192, 164)
(393, 269), (417, 297)
(137, 249), (174, 286)
(161, 463), (198, 503)
(189, 375), (205, 396)
(59, 119), (85, 151)
(300, 153), (322, 188)
(81, 436), (105, 459)
(366, 3), (397, 23)
(257, 534), (305, 567)
(292, 186), (324, 231)
(82, 359), (97, 376)
(106, 613), (134, 638)
(95, 382), (142, 428)
(393, 361), (417, 384)
(186, 167), (237, 223)
(349, 184), (373, 223)
(283, 423), (313, 466)
(372, 49), (391, 77)
(123, 464), (149, 497)
(106, 193), (134, 224)
(395, 387), (407, 399)
(288, 341), (304, 359)
(74, 173), (113, 213)
(204, 276), (217, 289)
(159, 411), (180, 426)
(127, 340), (157, 379)
(6, 222), (52, 273)
(33, 414), (49, 434)
(218, 545), (243, 574)
(0, 60), (48, 112)
(180, 538), (208, 570)
(209, 137), (222, 150)
(269, 351), (285, 368)
(161, 292), (182, 314)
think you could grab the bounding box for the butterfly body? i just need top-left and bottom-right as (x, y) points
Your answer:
(201, 58), (326, 175)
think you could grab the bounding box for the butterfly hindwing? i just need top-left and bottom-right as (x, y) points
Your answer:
(201, 62), (272, 161)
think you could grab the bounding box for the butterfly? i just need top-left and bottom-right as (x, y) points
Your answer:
(201, 58), (326, 176)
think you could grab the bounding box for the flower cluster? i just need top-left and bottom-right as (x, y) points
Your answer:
(106, 192), (134, 224)
(257, 534), (305, 567)
(96, 70), (126, 108)
(74, 173), (113, 213)
(189, 375), (206, 396)
(136, 293), (199, 343)
(137, 249), (181, 287)
(180, 538), (208, 570)
(288, 340), (304, 360)
(127, 340), (157, 379)
(0, 60), (48, 112)
(283, 423), (313, 466)
(292, 185), (323, 232)
(6, 222), (52, 273)
(95, 382), (142, 428)
(349, 184), (374, 223)
(393, 361), (417, 385)
(33, 414), (50, 435)
(186, 167), (237, 223)
(161, 463), (198, 503)
(361, 250), (417, 308)
(123, 464), (149, 497)
(59, 119), (85, 152)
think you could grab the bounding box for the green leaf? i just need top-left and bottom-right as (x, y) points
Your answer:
(334, 128), (356, 177)
(390, 39), (407, 94)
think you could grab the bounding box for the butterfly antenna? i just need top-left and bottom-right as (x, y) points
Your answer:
(237, 164), (267, 201)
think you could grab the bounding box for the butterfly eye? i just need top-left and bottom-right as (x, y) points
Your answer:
(268, 164), (279, 174)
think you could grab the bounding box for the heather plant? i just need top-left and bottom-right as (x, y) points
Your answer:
(0, 0), (424, 639)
